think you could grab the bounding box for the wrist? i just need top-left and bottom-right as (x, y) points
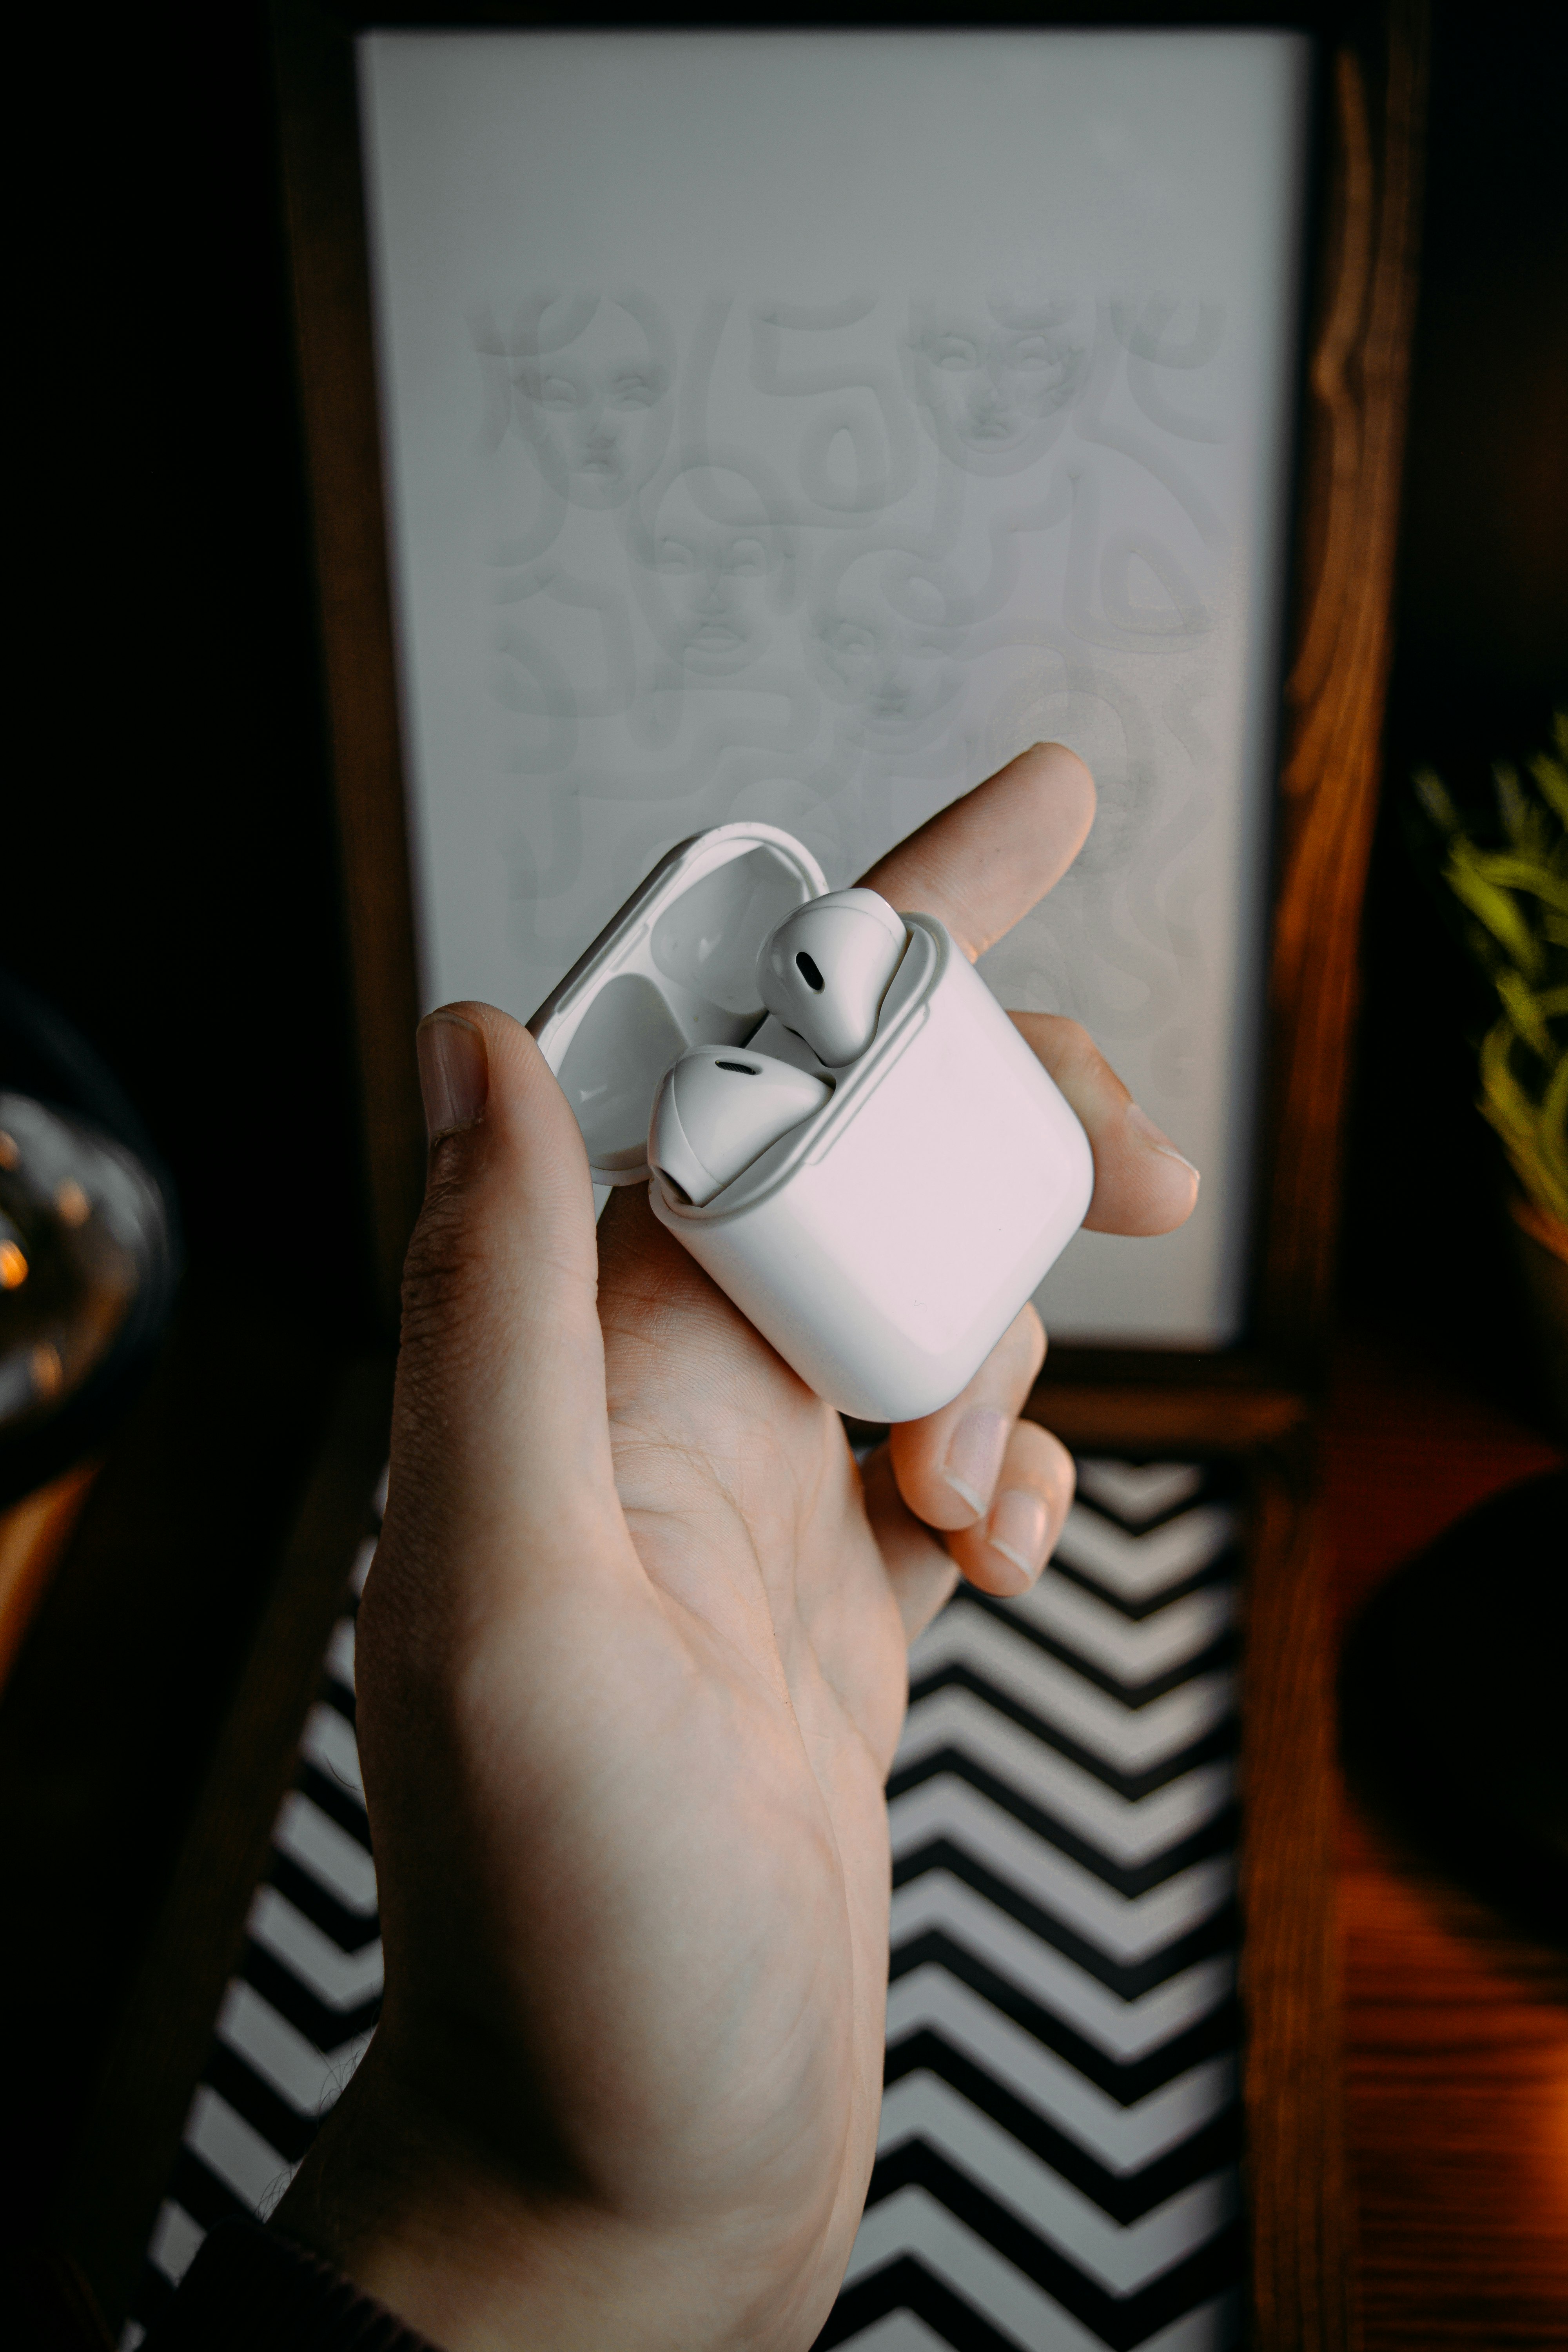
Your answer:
(273, 2041), (832, 2352)
(274, 2048), (637, 2351)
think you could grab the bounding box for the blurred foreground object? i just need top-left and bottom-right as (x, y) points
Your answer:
(0, 1096), (170, 1436)
(1415, 714), (1568, 1424)
(0, 978), (179, 1511)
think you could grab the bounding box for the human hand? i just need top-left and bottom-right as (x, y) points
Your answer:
(275, 744), (1199, 2349)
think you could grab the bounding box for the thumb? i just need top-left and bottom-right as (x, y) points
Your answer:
(380, 1002), (630, 1633)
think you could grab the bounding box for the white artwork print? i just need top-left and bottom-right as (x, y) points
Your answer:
(360, 31), (1309, 1343)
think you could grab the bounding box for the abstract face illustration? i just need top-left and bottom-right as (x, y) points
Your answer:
(806, 605), (964, 740)
(630, 462), (791, 675)
(509, 296), (674, 507)
(905, 303), (1086, 474)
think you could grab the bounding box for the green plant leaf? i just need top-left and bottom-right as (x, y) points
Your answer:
(1494, 760), (1529, 845)
(1478, 1020), (1568, 1223)
(1529, 751), (1568, 829)
(1496, 969), (1555, 1056)
(1413, 720), (1568, 1226)
(1542, 1043), (1568, 1163)
(1463, 851), (1568, 914)
(1445, 847), (1544, 975)
(1414, 766), (1460, 835)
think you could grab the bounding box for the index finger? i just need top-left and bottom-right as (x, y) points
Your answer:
(858, 741), (1094, 962)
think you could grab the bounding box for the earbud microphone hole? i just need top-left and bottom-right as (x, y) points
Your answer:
(715, 1060), (759, 1075)
(795, 951), (826, 992)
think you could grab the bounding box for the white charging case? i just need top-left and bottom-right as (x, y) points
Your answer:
(530, 822), (1093, 1424)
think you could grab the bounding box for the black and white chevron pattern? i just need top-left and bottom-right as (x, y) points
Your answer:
(822, 1458), (1245, 2352)
(123, 1497), (385, 2349)
(126, 1461), (1245, 2352)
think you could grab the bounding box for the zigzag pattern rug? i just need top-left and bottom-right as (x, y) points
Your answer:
(125, 1459), (1245, 2352)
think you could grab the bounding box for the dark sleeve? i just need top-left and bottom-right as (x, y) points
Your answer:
(142, 2215), (443, 2351)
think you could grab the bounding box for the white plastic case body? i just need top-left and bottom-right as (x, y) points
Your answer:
(530, 822), (1093, 1424)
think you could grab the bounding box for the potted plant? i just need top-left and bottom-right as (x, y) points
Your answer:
(1415, 713), (1568, 1426)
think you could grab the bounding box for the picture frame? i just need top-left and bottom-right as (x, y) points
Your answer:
(279, 0), (1426, 1434)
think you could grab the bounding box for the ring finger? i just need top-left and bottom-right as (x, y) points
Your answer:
(888, 1301), (1046, 1534)
(947, 1417), (1074, 1598)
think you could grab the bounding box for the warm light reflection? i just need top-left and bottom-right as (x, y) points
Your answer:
(0, 1241), (26, 1289)
(55, 1179), (90, 1228)
(0, 1131), (16, 1170)
(31, 1344), (63, 1399)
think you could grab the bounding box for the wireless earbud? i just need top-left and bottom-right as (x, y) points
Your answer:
(648, 1049), (831, 1207)
(757, 888), (908, 1068)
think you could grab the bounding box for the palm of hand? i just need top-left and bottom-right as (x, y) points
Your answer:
(592, 1192), (910, 2306)
(360, 1183), (913, 2348)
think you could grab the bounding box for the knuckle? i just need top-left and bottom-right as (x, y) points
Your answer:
(1013, 1009), (1109, 1098)
(1037, 1425), (1077, 1507)
(1054, 1017), (1103, 1083)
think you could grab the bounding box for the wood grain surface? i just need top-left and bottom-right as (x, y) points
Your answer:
(1259, 0), (1427, 1380)
(274, 0), (426, 1339)
(1340, 1824), (1568, 2350)
(1241, 1445), (1359, 2352)
(1324, 1330), (1568, 2350)
(1026, 1369), (1310, 1455)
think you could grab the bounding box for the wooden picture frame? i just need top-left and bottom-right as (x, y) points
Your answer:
(276, 0), (1426, 1418)
(41, 6), (1425, 2342)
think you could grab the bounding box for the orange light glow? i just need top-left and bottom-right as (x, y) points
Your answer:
(31, 1344), (63, 1399)
(55, 1180), (89, 1228)
(0, 1241), (26, 1289)
(0, 1131), (16, 1170)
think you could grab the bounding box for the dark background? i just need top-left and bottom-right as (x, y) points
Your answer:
(2, 0), (1564, 2292)
(1341, 0), (1567, 1415)
(10, 0), (1568, 1381)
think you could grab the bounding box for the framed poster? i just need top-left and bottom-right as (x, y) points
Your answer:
(274, 0), (1426, 1442)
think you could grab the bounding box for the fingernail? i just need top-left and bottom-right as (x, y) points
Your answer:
(417, 1013), (488, 1143)
(987, 1488), (1052, 1586)
(942, 1407), (1010, 1515)
(1127, 1103), (1200, 1185)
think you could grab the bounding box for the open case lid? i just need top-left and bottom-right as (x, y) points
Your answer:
(528, 822), (828, 1188)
